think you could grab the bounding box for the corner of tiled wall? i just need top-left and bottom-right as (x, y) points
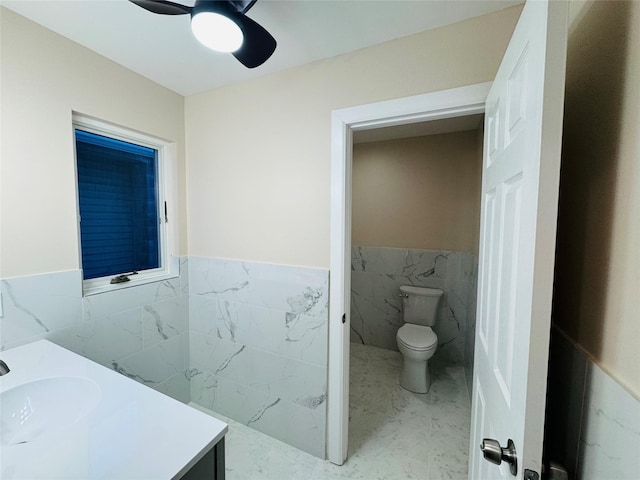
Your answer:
(546, 326), (640, 480)
(187, 256), (329, 458)
(1, 255), (330, 458)
(350, 246), (478, 373)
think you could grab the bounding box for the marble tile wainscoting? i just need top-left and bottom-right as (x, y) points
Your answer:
(545, 326), (640, 480)
(0, 257), (191, 402)
(188, 257), (329, 458)
(350, 246), (478, 374)
(1, 256), (329, 459)
(462, 255), (478, 400)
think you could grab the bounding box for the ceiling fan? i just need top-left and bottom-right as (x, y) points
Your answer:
(130, 0), (276, 68)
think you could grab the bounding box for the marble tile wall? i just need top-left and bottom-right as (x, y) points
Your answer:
(462, 256), (478, 400)
(350, 246), (478, 369)
(187, 256), (329, 458)
(545, 327), (640, 479)
(578, 361), (640, 479)
(6, 254), (635, 472)
(0, 258), (191, 403)
(1, 256), (329, 458)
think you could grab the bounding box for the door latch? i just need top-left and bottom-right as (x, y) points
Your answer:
(524, 469), (540, 480)
(480, 438), (518, 476)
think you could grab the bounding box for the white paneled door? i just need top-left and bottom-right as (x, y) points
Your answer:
(469, 1), (568, 479)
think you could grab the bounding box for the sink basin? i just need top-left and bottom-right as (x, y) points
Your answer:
(1, 376), (101, 446)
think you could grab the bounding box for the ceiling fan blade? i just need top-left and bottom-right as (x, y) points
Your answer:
(232, 14), (276, 68)
(129, 0), (191, 15)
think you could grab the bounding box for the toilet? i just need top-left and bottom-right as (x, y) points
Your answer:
(396, 285), (443, 393)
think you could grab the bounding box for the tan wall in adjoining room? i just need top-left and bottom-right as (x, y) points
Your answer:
(352, 131), (482, 253)
(0, 8), (187, 279)
(184, 6), (522, 269)
(554, 0), (640, 397)
(474, 123), (484, 255)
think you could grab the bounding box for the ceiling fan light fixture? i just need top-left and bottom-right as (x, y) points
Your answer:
(191, 11), (243, 53)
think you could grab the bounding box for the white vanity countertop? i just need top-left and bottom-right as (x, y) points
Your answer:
(0, 340), (227, 479)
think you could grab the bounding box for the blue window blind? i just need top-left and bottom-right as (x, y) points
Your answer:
(75, 130), (160, 280)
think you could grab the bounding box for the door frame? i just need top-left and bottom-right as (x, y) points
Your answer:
(328, 82), (492, 465)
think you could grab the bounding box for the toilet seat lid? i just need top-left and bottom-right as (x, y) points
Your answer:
(397, 324), (437, 350)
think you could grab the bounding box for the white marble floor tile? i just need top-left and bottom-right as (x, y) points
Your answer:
(190, 343), (470, 479)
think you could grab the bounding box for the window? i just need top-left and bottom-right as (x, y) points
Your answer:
(73, 114), (177, 294)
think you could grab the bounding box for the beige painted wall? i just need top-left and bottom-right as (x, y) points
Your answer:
(554, 1), (640, 397)
(185, 6), (522, 268)
(1, 6), (521, 274)
(0, 8), (187, 279)
(352, 131), (482, 253)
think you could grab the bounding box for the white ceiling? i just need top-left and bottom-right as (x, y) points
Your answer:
(2, 0), (521, 96)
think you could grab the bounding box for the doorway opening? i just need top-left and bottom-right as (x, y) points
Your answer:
(327, 83), (491, 465)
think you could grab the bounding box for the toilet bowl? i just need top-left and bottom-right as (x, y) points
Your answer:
(397, 286), (443, 393)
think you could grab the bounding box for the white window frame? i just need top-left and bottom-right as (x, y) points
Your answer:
(72, 113), (179, 296)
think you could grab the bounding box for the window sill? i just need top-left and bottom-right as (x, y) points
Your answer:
(82, 258), (180, 297)
(83, 271), (179, 296)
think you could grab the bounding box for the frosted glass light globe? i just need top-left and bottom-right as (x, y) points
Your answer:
(191, 12), (243, 53)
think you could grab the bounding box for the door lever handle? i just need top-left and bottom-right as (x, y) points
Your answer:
(480, 438), (517, 476)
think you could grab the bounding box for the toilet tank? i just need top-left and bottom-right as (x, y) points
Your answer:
(400, 286), (443, 326)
